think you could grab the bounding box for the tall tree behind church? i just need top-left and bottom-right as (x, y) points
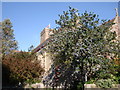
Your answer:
(1, 19), (18, 57)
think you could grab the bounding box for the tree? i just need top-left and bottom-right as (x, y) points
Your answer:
(45, 7), (120, 89)
(28, 45), (34, 52)
(2, 51), (44, 87)
(1, 19), (18, 57)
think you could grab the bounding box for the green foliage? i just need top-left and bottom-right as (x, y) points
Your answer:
(1, 19), (18, 56)
(28, 45), (34, 52)
(2, 51), (44, 86)
(25, 79), (41, 85)
(114, 60), (120, 83)
(85, 80), (95, 84)
(110, 65), (120, 84)
(45, 6), (120, 89)
(96, 79), (116, 88)
(77, 82), (83, 89)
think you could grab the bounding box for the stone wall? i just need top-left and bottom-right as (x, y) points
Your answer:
(118, 17), (120, 39)
(40, 27), (50, 44)
(111, 16), (120, 40)
(37, 51), (52, 72)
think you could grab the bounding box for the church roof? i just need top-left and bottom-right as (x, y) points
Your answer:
(33, 38), (51, 53)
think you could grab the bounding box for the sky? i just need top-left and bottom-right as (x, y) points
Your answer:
(2, 2), (119, 51)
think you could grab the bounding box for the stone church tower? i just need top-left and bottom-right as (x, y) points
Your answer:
(39, 25), (53, 72)
(111, 8), (120, 40)
(33, 25), (53, 73)
(40, 27), (50, 44)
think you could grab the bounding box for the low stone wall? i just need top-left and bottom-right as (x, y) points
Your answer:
(24, 83), (120, 89)
(24, 83), (45, 88)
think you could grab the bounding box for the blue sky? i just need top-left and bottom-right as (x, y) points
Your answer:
(2, 2), (119, 51)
